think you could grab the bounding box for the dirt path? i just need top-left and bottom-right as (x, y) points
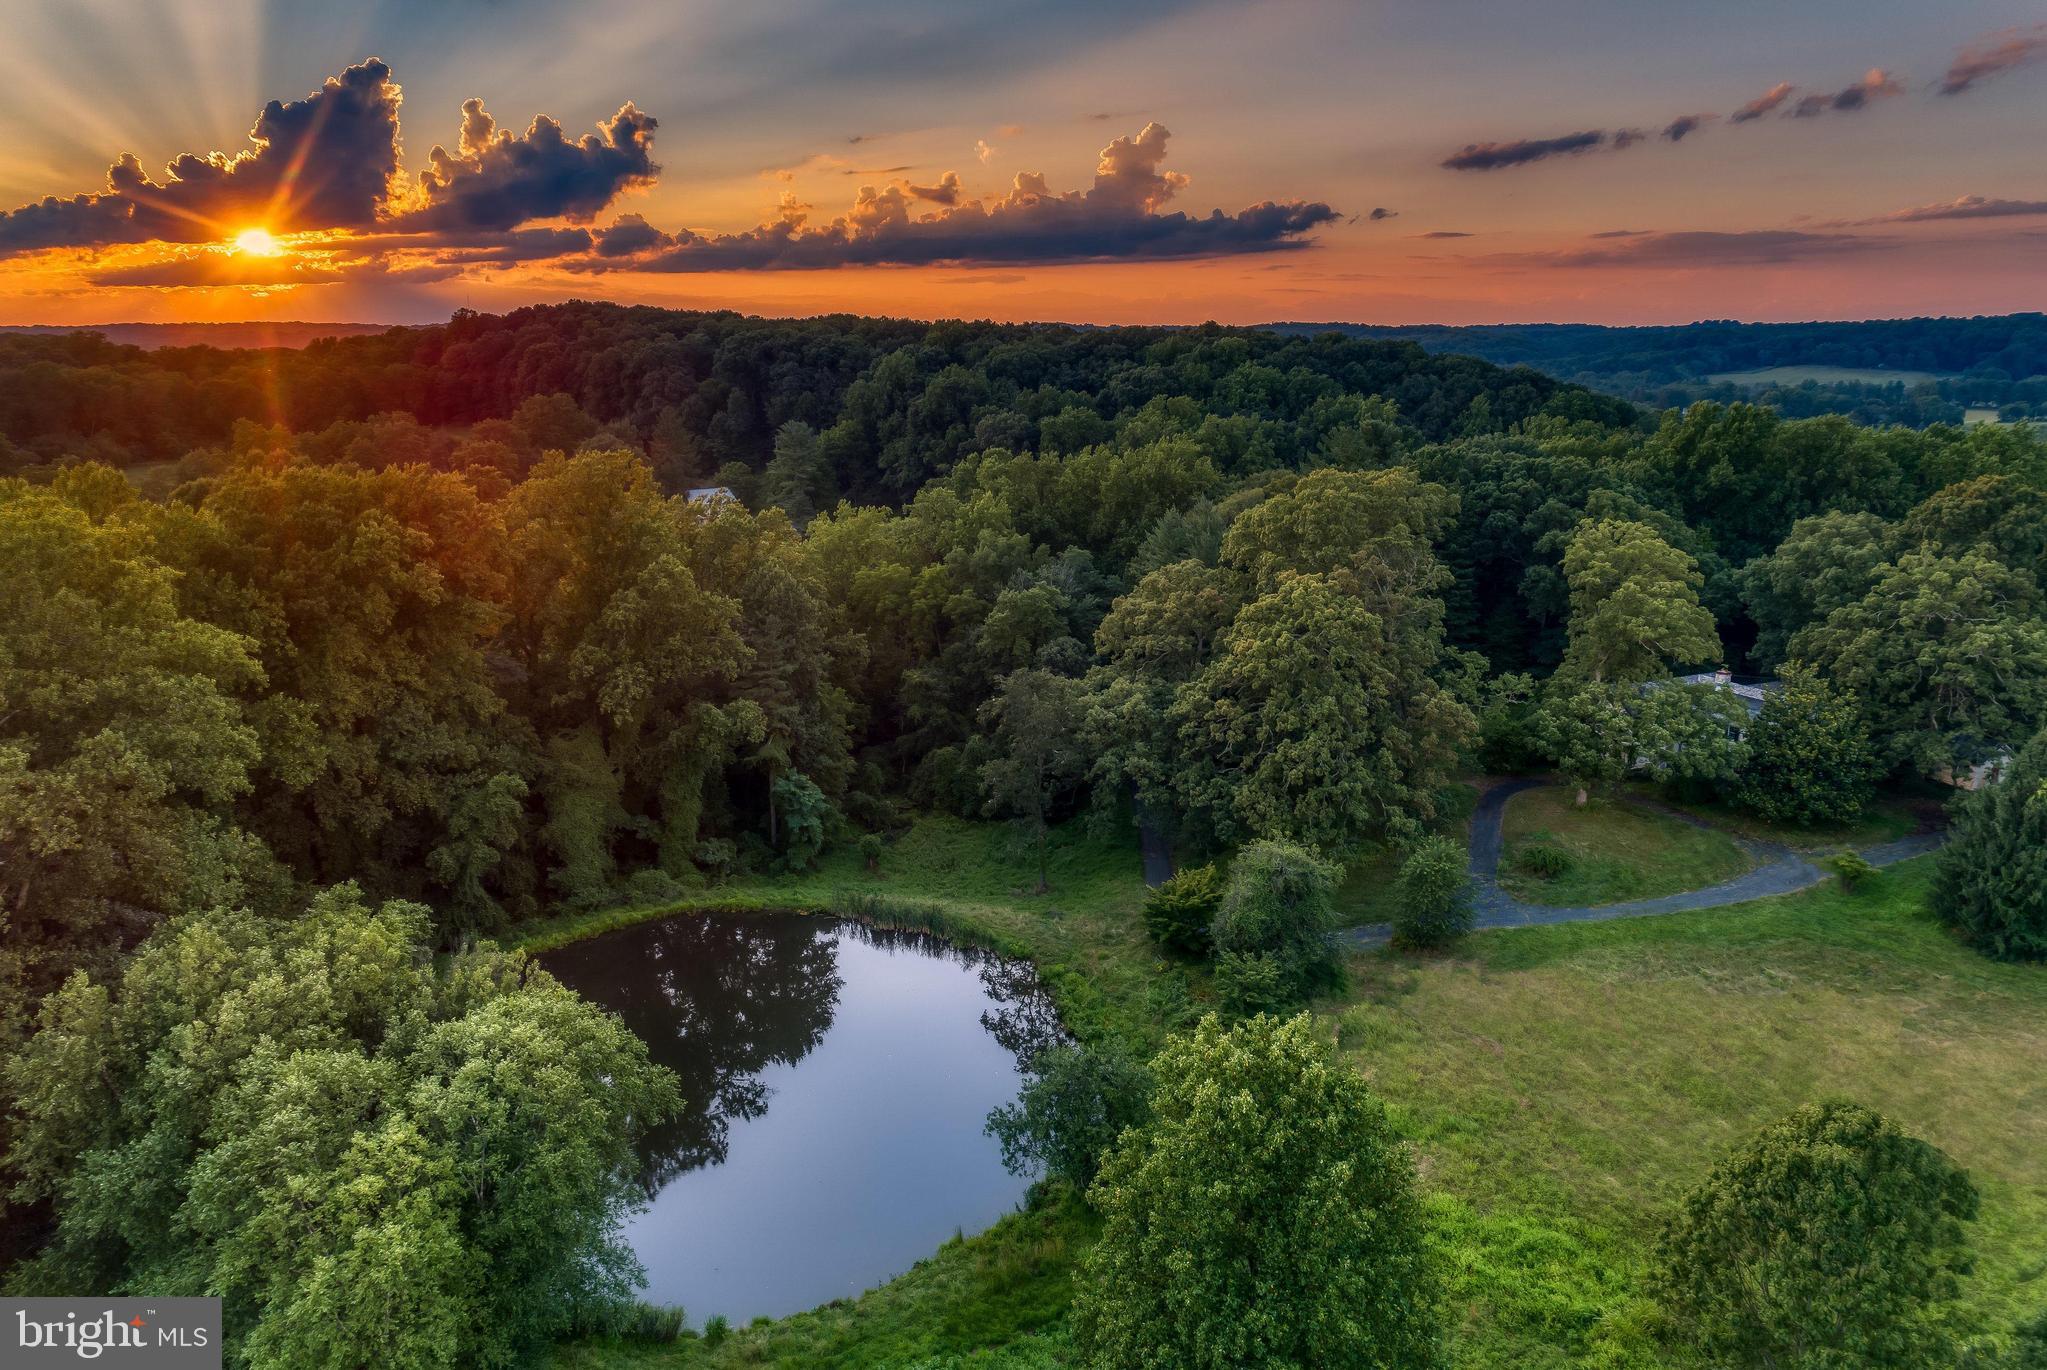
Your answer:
(1332, 781), (1947, 950)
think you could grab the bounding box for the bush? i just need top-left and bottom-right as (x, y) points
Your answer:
(1515, 840), (1572, 878)
(1826, 849), (1876, 891)
(1142, 864), (1222, 955)
(1934, 730), (2047, 961)
(1074, 1014), (1441, 1369)
(1651, 1099), (1979, 1369)
(626, 867), (687, 904)
(1211, 841), (1339, 1003)
(858, 831), (885, 873)
(1214, 950), (1290, 1018)
(1392, 836), (1475, 948)
(984, 1041), (1154, 1191)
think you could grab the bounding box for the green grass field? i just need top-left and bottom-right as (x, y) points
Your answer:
(1621, 782), (1925, 852)
(1706, 364), (1948, 388)
(1498, 786), (1753, 905)
(1338, 859), (2046, 1365)
(537, 819), (2045, 1368)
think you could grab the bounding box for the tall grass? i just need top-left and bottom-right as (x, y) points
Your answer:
(825, 887), (1043, 963)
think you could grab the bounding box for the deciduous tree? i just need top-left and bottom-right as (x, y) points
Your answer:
(1074, 1014), (1440, 1370)
(1651, 1100), (1979, 1370)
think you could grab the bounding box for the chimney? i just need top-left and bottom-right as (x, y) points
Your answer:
(1714, 665), (1732, 684)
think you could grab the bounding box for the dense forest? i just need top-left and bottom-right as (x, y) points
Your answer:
(4, 302), (2045, 1365)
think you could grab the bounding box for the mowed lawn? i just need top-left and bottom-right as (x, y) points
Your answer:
(1336, 859), (2047, 1365)
(1498, 785), (1753, 906)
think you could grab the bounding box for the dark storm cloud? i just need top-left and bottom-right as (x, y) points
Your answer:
(1729, 81), (1796, 122)
(0, 58), (401, 257)
(1939, 24), (2047, 95)
(390, 99), (658, 232)
(1663, 113), (1715, 142)
(1440, 130), (1608, 171)
(576, 122), (1339, 272)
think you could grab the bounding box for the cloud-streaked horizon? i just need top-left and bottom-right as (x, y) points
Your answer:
(574, 123), (1339, 270)
(0, 66), (1340, 280)
(0, 7), (2040, 328)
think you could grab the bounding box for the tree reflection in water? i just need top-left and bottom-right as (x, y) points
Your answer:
(541, 912), (843, 1190)
(539, 913), (1059, 1195)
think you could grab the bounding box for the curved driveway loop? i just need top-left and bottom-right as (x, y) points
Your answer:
(1333, 779), (1948, 950)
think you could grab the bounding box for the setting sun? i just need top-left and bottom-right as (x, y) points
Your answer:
(232, 227), (281, 256)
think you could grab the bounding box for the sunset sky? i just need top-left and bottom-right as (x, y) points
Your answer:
(2, 0), (2043, 328)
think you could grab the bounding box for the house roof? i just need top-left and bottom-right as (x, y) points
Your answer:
(1652, 672), (1782, 718)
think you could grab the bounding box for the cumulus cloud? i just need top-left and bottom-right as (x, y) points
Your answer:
(976, 139), (996, 163)
(1939, 24), (2047, 95)
(1792, 68), (1903, 117)
(1729, 81), (1796, 123)
(0, 57), (663, 274)
(575, 122), (1338, 271)
(1440, 130), (1611, 171)
(1663, 113), (1716, 141)
(0, 58), (401, 256)
(391, 98), (657, 231)
(1368, 206), (1398, 221)
(1860, 194), (2047, 223)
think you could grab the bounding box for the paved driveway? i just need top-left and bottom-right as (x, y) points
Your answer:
(1332, 781), (1947, 949)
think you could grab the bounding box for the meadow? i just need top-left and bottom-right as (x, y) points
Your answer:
(1706, 364), (1949, 388)
(540, 819), (2045, 1367)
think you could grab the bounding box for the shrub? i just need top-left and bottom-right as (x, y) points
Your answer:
(1934, 730), (2047, 961)
(1074, 1014), (1441, 1369)
(985, 1041), (1154, 1191)
(1142, 864), (1222, 955)
(1826, 849), (1876, 891)
(1213, 950), (1290, 1018)
(626, 867), (687, 904)
(1515, 841), (1572, 879)
(702, 1315), (730, 1349)
(857, 831), (885, 872)
(1651, 1099), (1979, 1369)
(1392, 836), (1475, 948)
(1210, 841), (1339, 1003)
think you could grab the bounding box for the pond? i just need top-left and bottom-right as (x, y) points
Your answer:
(538, 910), (1062, 1325)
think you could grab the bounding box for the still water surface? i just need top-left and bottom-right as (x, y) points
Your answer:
(540, 911), (1061, 1324)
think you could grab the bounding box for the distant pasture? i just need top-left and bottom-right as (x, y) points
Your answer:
(1706, 364), (1949, 388)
